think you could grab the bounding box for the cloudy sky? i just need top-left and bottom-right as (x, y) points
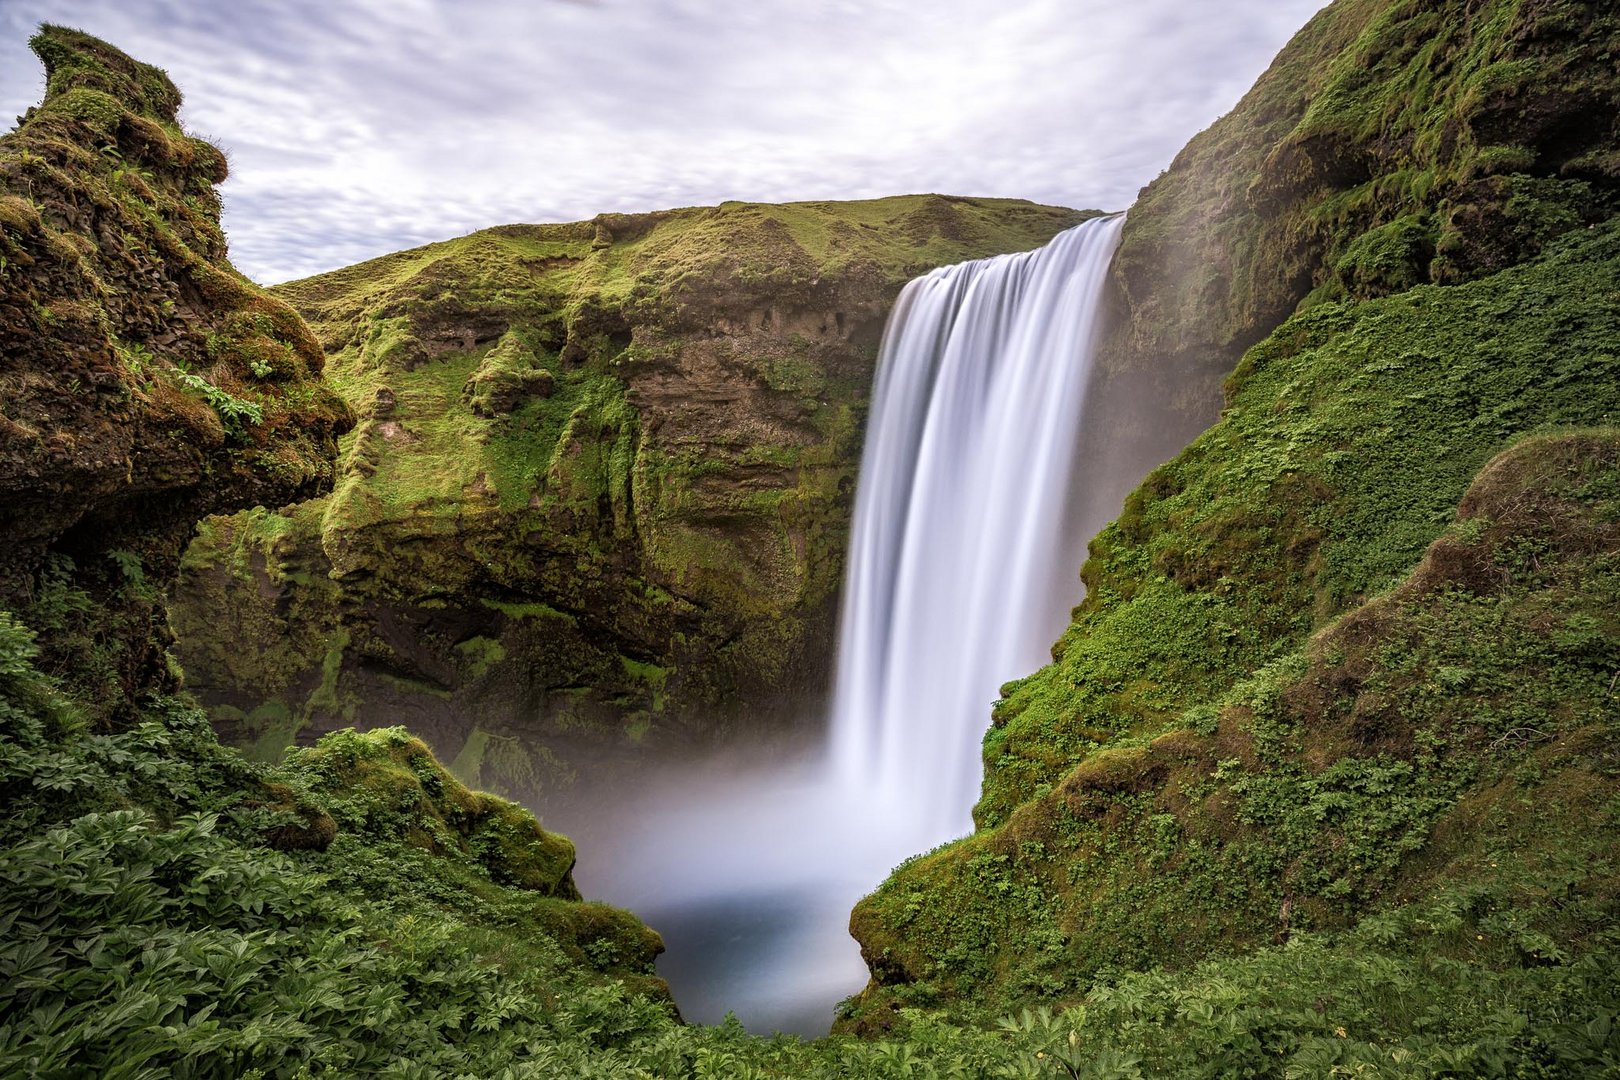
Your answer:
(1, 1), (1324, 284)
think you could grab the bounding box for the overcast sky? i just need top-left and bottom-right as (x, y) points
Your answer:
(1, 1), (1324, 284)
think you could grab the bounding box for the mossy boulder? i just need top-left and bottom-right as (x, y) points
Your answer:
(463, 331), (555, 417)
(0, 26), (353, 722)
(287, 726), (581, 898)
(169, 195), (1093, 798)
(269, 724), (669, 988)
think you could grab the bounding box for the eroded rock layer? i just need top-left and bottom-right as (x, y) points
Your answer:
(0, 26), (352, 721)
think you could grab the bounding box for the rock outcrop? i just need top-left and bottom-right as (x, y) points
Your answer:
(0, 26), (351, 722)
(170, 196), (1091, 798)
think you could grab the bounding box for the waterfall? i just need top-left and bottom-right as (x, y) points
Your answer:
(569, 214), (1125, 1035)
(829, 212), (1125, 840)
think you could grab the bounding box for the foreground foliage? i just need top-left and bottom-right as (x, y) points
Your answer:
(7, 493), (1619, 1075)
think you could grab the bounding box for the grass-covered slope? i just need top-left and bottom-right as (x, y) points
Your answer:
(1073, 0), (1620, 568)
(852, 420), (1620, 1024)
(844, 0), (1620, 1036)
(169, 196), (1089, 797)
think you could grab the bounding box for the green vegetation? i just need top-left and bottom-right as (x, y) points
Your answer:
(854, 425), (1620, 1023)
(7, 596), (1617, 1075)
(986, 223), (1620, 824)
(9, 7), (1620, 1077)
(1111, 0), (1618, 364)
(1086, 0), (1619, 516)
(0, 614), (676, 1077)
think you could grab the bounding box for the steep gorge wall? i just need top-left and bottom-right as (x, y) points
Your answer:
(845, 0), (1620, 1029)
(170, 197), (1089, 797)
(1073, 0), (1620, 549)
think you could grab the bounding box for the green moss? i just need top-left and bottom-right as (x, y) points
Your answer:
(285, 725), (581, 899)
(454, 635), (506, 679)
(44, 86), (124, 130)
(1332, 213), (1435, 297)
(306, 627), (350, 717)
(1098, 0), (1619, 420)
(29, 25), (183, 123)
(478, 597), (577, 623)
(618, 655), (669, 713)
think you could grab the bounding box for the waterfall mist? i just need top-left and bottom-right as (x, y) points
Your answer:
(561, 214), (1127, 1035)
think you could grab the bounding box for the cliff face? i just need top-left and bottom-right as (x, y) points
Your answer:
(845, 0), (1620, 1029)
(169, 197), (1090, 794)
(1072, 0), (1620, 557)
(0, 26), (351, 722)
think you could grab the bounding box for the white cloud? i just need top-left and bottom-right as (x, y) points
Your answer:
(0, 0), (1325, 283)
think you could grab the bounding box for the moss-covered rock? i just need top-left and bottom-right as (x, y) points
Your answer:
(170, 195), (1092, 795)
(0, 25), (352, 722)
(271, 724), (668, 986)
(287, 726), (582, 899)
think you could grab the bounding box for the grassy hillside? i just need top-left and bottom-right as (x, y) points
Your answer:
(843, 0), (1620, 1042)
(1073, 0), (1620, 573)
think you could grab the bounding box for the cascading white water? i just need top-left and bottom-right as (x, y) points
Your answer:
(568, 214), (1125, 1035)
(830, 212), (1125, 840)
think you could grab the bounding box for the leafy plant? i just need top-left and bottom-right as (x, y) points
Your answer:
(174, 369), (263, 437)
